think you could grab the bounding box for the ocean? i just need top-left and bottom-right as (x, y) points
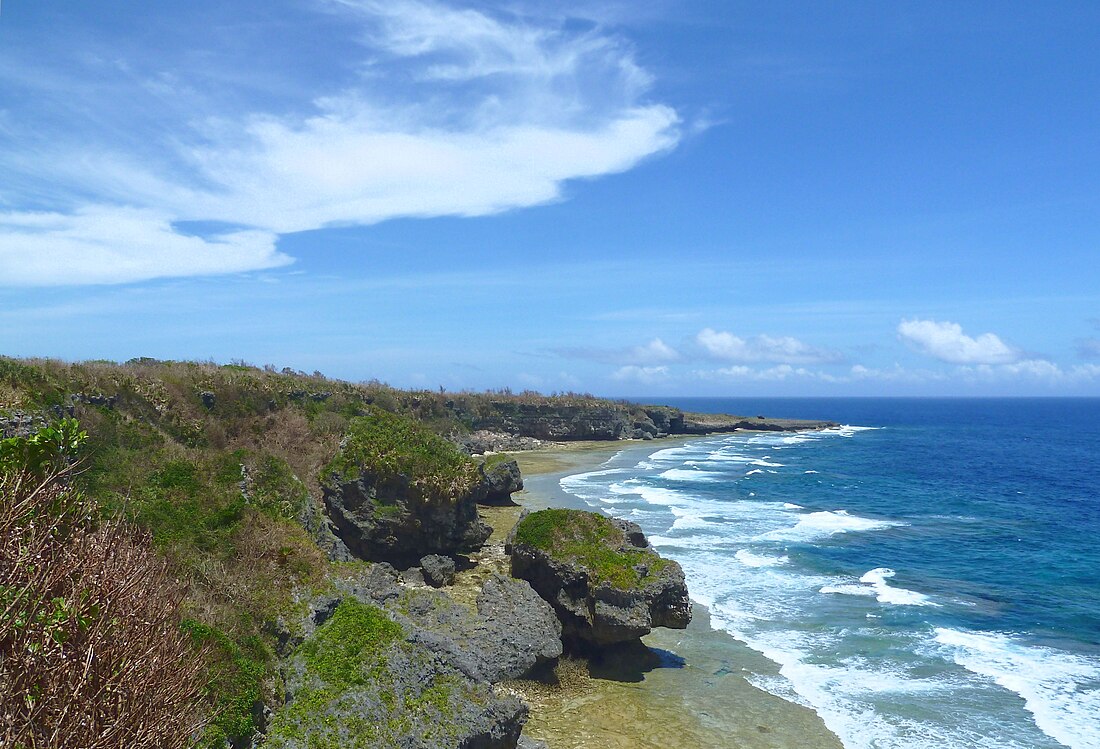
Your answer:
(555, 398), (1100, 749)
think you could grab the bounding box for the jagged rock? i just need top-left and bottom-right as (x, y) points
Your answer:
(323, 472), (491, 567)
(469, 403), (633, 441)
(420, 554), (456, 587)
(389, 581), (561, 684)
(329, 564), (559, 684)
(473, 459), (524, 505)
(509, 509), (691, 648)
(610, 518), (648, 549)
(454, 430), (545, 455)
(474, 574), (562, 681)
(0, 410), (42, 439)
(401, 566), (427, 586)
(268, 594), (527, 749)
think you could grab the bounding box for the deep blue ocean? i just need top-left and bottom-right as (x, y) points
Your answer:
(557, 398), (1100, 749)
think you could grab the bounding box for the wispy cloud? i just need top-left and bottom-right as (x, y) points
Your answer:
(1076, 337), (1100, 360)
(0, 0), (680, 286)
(695, 327), (844, 365)
(0, 207), (286, 286)
(897, 318), (1020, 365)
(560, 337), (679, 365)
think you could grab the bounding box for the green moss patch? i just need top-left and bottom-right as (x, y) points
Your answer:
(514, 509), (670, 590)
(266, 599), (484, 748)
(182, 621), (269, 747)
(300, 599), (403, 689)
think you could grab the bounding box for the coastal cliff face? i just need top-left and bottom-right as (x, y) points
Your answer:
(467, 402), (634, 441)
(508, 509), (691, 649)
(323, 472), (491, 566)
(453, 400), (836, 445)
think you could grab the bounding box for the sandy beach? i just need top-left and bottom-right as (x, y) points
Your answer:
(477, 440), (844, 749)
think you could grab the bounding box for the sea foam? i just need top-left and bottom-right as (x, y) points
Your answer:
(934, 628), (1100, 749)
(759, 510), (905, 542)
(820, 568), (937, 607)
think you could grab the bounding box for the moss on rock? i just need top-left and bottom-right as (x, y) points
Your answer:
(513, 509), (669, 591)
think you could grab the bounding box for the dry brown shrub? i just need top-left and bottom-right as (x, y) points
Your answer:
(0, 470), (208, 749)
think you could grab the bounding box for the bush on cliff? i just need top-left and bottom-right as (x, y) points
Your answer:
(513, 508), (670, 590)
(326, 407), (480, 501)
(0, 426), (208, 748)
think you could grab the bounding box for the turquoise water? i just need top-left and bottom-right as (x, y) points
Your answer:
(557, 398), (1100, 749)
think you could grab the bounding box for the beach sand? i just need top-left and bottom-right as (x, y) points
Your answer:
(472, 440), (844, 749)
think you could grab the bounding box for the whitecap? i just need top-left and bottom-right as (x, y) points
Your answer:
(735, 549), (790, 568)
(745, 469), (764, 476)
(750, 458), (785, 467)
(658, 468), (722, 483)
(820, 568), (937, 607)
(669, 506), (714, 531)
(758, 510), (905, 542)
(934, 628), (1100, 749)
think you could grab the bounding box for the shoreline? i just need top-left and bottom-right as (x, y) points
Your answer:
(490, 438), (844, 749)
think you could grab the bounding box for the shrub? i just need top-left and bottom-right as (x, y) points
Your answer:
(0, 464), (208, 747)
(326, 408), (479, 501)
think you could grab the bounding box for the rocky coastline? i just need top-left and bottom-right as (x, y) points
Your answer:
(276, 422), (697, 748)
(452, 402), (836, 446)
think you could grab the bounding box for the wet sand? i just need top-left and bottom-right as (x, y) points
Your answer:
(476, 440), (844, 749)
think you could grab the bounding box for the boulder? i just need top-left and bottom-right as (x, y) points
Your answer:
(330, 564), (561, 684)
(508, 509), (691, 648)
(473, 459), (524, 505)
(267, 596), (527, 749)
(420, 554), (457, 587)
(474, 574), (562, 681)
(388, 578), (561, 684)
(323, 472), (491, 567)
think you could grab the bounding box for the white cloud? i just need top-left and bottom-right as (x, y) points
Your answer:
(611, 365), (669, 384)
(696, 328), (842, 364)
(0, 207), (286, 286)
(181, 104), (677, 233)
(0, 0), (680, 285)
(959, 360), (1100, 383)
(897, 318), (1020, 365)
(629, 338), (679, 364)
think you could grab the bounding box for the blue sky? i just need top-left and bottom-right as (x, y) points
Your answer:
(1, 1), (1098, 396)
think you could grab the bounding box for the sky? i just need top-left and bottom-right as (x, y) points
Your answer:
(1, 0), (1098, 396)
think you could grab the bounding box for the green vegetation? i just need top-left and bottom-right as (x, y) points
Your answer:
(1, 424), (207, 749)
(266, 599), (469, 748)
(0, 417), (86, 477)
(299, 599), (403, 688)
(182, 621), (269, 744)
(326, 407), (480, 501)
(0, 356), (645, 746)
(514, 509), (670, 590)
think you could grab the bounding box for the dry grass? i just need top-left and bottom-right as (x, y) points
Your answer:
(0, 469), (208, 749)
